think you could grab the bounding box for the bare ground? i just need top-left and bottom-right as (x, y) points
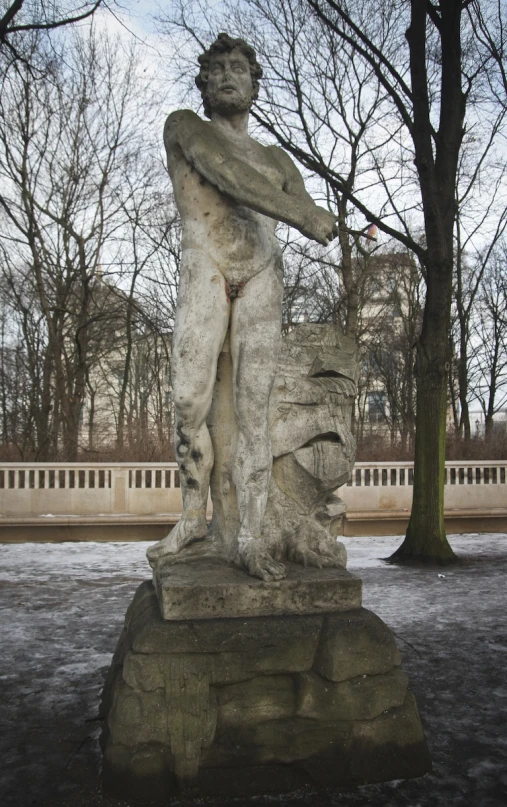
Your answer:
(1, 534), (506, 807)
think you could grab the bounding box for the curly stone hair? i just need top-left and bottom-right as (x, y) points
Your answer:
(195, 33), (263, 118)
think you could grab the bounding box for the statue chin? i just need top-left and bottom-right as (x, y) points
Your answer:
(204, 90), (254, 117)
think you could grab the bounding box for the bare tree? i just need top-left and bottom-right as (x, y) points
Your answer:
(0, 247), (54, 457)
(450, 65), (507, 441)
(451, 213), (507, 440)
(277, 0), (505, 563)
(360, 250), (422, 452)
(0, 1), (109, 69)
(0, 28), (163, 459)
(469, 242), (507, 439)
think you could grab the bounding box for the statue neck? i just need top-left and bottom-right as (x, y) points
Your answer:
(210, 110), (250, 138)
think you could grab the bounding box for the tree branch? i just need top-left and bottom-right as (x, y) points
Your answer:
(3, 1), (103, 36)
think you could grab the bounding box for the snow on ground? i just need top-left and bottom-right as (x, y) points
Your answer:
(1, 534), (507, 806)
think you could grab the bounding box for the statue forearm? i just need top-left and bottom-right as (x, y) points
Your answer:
(188, 147), (315, 234)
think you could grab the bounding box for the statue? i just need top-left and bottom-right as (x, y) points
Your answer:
(101, 35), (430, 801)
(147, 34), (348, 580)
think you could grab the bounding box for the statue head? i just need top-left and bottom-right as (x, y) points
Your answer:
(195, 33), (263, 119)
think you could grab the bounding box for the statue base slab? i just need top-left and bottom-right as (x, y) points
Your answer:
(100, 578), (431, 801)
(153, 558), (361, 620)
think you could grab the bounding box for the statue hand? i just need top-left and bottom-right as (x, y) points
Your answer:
(304, 207), (339, 246)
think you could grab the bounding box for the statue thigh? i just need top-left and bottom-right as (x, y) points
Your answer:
(229, 264), (283, 434)
(171, 249), (230, 428)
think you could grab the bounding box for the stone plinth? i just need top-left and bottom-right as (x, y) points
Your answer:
(153, 558), (361, 620)
(100, 571), (431, 801)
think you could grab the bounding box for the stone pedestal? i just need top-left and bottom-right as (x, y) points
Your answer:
(100, 564), (431, 800)
(153, 558), (362, 619)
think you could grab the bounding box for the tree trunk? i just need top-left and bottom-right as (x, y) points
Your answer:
(460, 387), (471, 441)
(390, 262), (456, 562)
(63, 415), (79, 461)
(448, 356), (460, 434)
(337, 196), (358, 340)
(35, 348), (53, 460)
(389, 0), (464, 563)
(392, 352), (454, 561)
(484, 414), (494, 441)
(455, 228), (471, 441)
(88, 388), (95, 451)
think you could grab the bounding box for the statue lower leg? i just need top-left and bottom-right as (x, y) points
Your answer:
(146, 421), (211, 567)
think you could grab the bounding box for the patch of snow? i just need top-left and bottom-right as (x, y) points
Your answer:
(0, 533), (506, 806)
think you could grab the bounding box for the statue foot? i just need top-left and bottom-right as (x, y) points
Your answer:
(239, 540), (287, 582)
(287, 543), (344, 568)
(286, 521), (347, 569)
(147, 515), (208, 568)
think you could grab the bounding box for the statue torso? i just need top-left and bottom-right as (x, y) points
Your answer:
(167, 123), (285, 285)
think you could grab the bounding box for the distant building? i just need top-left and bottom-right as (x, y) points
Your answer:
(281, 250), (423, 445)
(355, 251), (421, 443)
(470, 410), (507, 438)
(77, 277), (172, 454)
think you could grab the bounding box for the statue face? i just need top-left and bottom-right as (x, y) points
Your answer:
(205, 48), (254, 116)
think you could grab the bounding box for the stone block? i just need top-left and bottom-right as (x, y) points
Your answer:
(314, 608), (402, 682)
(123, 652), (166, 691)
(102, 742), (177, 802)
(107, 680), (169, 747)
(296, 668), (408, 721)
(99, 581), (156, 719)
(351, 690), (425, 748)
(207, 691), (428, 777)
(206, 717), (350, 765)
(302, 692), (432, 787)
(216, 675), (296, 731)
(123, 582), (322, 680)
(154, 559), (361, 620)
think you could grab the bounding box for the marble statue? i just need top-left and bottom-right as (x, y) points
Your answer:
(147, 34), (349, 580)
(103, 38), (429, 795)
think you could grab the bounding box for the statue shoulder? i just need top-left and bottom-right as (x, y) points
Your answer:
(266, 144), (294, 168)
(163, 109), (206, 151)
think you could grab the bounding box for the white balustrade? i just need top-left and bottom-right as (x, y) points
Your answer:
(338, 460), (507, 513)
(0, 462), (183, 518)
(0, 460), (505, 522)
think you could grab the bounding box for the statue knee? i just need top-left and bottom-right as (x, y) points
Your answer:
(173, 389), (208, 428)
(173, 387), (211, 421)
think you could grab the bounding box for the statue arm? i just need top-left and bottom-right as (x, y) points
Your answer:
(269, 146), (319, 206)
(164, 111), (338, 245)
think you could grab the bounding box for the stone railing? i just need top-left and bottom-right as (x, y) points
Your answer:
(0, 460), (505, 537)
(0, 463), (185, 519)
(337, 460), (507, 512)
